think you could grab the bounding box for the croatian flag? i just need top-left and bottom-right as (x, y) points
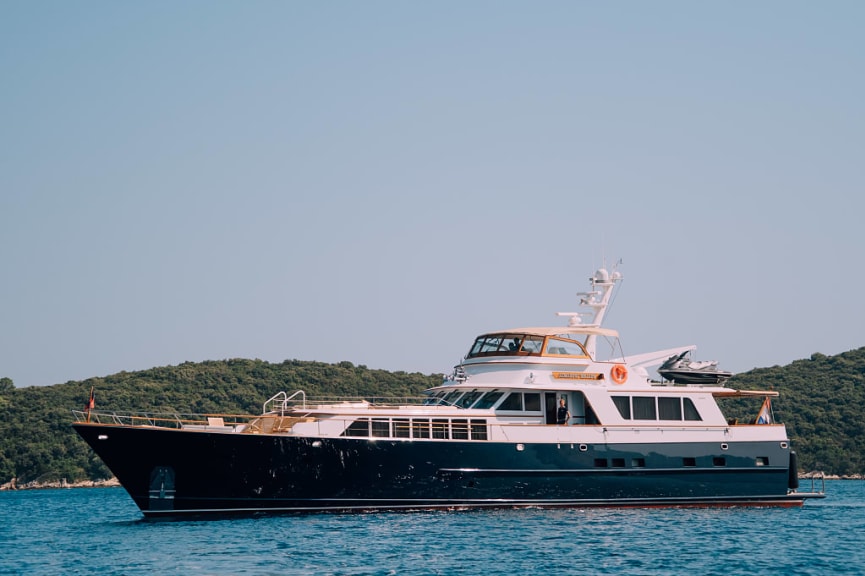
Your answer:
(756, 397), (772, 425)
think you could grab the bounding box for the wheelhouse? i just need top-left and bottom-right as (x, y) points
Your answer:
(465, 326), (621, 361)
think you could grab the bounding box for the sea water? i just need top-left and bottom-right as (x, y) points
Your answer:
(0, 480), (862, 575)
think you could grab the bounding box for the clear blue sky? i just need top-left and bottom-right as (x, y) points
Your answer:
(2, 2), (863, 388)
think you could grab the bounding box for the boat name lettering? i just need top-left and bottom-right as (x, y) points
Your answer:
(552, 372), (603, 380)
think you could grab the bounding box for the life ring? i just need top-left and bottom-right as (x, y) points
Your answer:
(610, 364), (628, 384)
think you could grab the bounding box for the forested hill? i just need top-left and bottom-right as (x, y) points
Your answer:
(1, 348), (864, 485)
(727, 347), (865, 476)
(0, 359), (440, 485)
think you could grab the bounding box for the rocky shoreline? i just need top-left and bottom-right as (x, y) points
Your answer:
(801, 472), (864, 480)
(0, 477), (120, 491)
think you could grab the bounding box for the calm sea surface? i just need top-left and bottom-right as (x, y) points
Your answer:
(0, 480), (862, 575)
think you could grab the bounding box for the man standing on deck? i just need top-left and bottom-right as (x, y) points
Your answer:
(557, 397), (570, 425)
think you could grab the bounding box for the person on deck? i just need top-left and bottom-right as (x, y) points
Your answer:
(557, 397), (570, 425)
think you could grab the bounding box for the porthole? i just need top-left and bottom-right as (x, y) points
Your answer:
(98, 435), (108, 440)
(579, 444), (588, 452)
(780, 442), (788, 449)
(516, 443), (525, 452)
(720, 443), (729, 451)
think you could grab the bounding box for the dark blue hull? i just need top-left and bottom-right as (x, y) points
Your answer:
(73, 423), (816, 517)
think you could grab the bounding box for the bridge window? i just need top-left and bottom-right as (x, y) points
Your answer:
(423, 391), (445, 405)
(521, 336), (545, 353)
(468, 335), (505, 357)
(441, 390), (464, 406)
(467, 334), (547, 358)
(544, 337), (588, 357)
(456, 390), (483, 408)
(473, 390), (504, 409)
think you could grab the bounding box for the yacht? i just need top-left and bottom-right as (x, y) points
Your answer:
(72, 266), (824, 516)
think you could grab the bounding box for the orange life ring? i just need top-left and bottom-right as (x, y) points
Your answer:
(610, 364), (628, 384)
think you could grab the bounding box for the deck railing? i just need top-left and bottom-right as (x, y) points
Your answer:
(71, 410), (255, 429)
(72, 390), (430, 429)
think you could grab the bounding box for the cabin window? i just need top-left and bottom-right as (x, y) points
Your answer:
(714, 457), (727, 466)
(471, 419), (488, 440)
(594, 458), (608, 468)
(473, 390), (504, 409)
(456, 390), (483, 408)
(612, 458), (626, 468)
(344, 418), (370, 437)
(451, 419), (470, 440)
(431, 419), (449, 439)
(755, 457), (768, 466)
(393, 418), (411, 438)
(612, 395), (701, 422)
(683, 457), (696, 467)
(658, 397), (682, 420)
(412, 419), (430, 439)
(683, 398), (702, 421)
(371, 419), (390, 438)
(631, 458), (646, 468)
(497, 392), (541, 412)
(612, 396), (631, 419)
(342, 417), (489, 441)
(498, 392), (522, 411)
(524, 393), (541, 411)
(633, 397), (657, 420)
